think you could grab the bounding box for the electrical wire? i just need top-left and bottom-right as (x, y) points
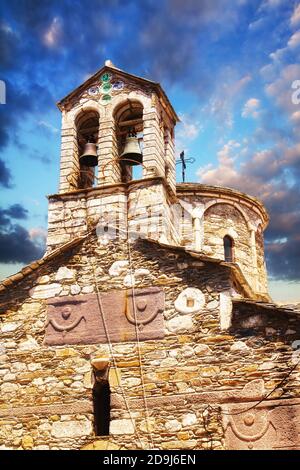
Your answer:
(72, 159), (300, 436)
(221, 355), (300, 416)
(126, 238), (155, 450)
(91, 261), (145, 449)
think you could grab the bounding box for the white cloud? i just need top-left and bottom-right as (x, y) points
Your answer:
(269, 47), (287, 62)
(205, 74), (251, 129)
(287, 30), (300, 48)
(291, 110), (300, 122)
(291, 4), (300, 27)
(175, 114), (202, 159)
(260, 0), (284, 9)
(260, 63), (277, 81)
(197, 140), (244, 189)
(197, 139), (300, 207)
(217, 140), (240, 164)
(242, 98), (261, 118)
(265, 63), (300, 117)
(29, 227), (47, 246)
(266, 29), (300, 71)
(37, 120), (59, 134)
(248, 17), (265, 31)
(177, 114), (202, 140)
(0, 22), (13, 34)
(175, 113), (202, 156)
(43, 17), (62, 47)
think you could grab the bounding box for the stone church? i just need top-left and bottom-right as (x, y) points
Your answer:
(0, 61), (300, 450)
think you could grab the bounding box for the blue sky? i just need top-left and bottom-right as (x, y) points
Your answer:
(0, 0), (300, 302)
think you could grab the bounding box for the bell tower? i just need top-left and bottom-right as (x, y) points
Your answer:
(47, 61), (179, 251)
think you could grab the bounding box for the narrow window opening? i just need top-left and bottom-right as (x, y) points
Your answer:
(93, 380), (111, 436)
(224, 235), (234, 262)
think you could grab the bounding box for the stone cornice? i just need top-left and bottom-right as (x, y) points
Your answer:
(176, 183), (269, 228)
(48, 176), (177, 203)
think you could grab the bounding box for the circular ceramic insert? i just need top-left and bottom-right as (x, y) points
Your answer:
(101, 72), (111, 82)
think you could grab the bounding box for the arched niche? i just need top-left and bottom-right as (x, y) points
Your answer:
(75, 109), (100, 189)
(204, 200), (251, 230)
(113, 99), (144, 183)
(203, 202), (252, 264)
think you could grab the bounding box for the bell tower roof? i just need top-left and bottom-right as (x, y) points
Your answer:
(57, 60), (179, 123)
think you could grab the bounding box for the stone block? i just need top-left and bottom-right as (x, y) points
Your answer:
(51, 420), (92, 438)
(165, 419), (182, 432)
(166, 315), (194, 333)
(30, 283), (62, 299)
(110, 419), (135, 435)
(55, 267), (76, 281)
(22, 435), (34, 450)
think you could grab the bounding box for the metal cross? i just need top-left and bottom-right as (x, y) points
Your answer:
(176, 151), (195, 182)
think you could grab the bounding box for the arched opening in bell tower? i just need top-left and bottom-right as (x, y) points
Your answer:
(76, 110), (100, 189)
(114, 99), (144, 183)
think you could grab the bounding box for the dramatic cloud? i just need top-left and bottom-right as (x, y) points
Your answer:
(0, 203), (45, 264)
(0, 224), (45, 264)
(0, 78), (54, 164)
(198, 138), (300, 280)
(0, 158), (13, 188)
(3, 204), (28, 220)
(266, 235), (300, 281)
(0, 0), (257, 163)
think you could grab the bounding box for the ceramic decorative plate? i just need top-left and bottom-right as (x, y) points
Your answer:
(112, 80), (124, 91)
(88, 86), (100, 96)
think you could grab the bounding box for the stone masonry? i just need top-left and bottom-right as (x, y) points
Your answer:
(0, 236), (300, 450)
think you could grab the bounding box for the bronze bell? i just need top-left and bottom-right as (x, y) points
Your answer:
(120, 132), (142, 166)
(79, 142), (98, 167)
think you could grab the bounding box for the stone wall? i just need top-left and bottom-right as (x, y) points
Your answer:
(203, 203), (253, 287)
(47, 178), (177, 252)
(0, 236), (299, 450)
(47, 182), (269, 297)
(177, 186), (269, 297)
(255, 225), (268, 293)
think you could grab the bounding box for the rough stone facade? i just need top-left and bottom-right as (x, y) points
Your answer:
(0, 63), (299, 451)
(1, 236), (300, 450)
(176, 184), (269, 297)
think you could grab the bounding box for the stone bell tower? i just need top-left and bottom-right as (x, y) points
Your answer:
(47, 60), (269, 299)
(47, 61), (179, 251)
